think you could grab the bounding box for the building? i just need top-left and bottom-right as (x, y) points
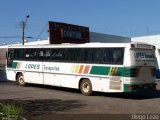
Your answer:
(131, 35), (160, 46)
(90, 32), (130, 43)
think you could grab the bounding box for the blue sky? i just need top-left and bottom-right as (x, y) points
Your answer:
(0, 0), (160, 44)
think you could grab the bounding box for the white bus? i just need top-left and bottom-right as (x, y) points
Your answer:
(6, 43), (156, 95)
(0, 46), (8, 81)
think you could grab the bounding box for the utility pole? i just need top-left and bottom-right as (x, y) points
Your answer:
(21, 21), (25, 45)
(21, 15), (29, 45)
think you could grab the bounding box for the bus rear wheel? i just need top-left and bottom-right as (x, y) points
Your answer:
(16, 73), (26, 86)
(80, 79), (92, 96)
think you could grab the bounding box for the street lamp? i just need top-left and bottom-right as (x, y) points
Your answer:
(21, 15), (30, 45)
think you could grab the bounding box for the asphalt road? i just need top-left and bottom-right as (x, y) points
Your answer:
(0, 81), (160, 120)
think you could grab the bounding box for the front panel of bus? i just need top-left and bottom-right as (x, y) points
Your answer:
(123, 44), (156, 92)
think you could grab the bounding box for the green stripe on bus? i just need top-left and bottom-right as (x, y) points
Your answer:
(115, 67), (124, 76)
(90, 66), (110, 75)
(89, 66), (138, 77)
(12, 62), (18, 69)
(90, 66), (124, 76)
(124, 67), (138, 77)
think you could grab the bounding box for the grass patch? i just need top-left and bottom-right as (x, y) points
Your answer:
(0, 103), (25, 120)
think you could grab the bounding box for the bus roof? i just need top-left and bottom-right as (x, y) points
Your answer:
(7, 42), (155, 49)
(7, 43), (130, 48)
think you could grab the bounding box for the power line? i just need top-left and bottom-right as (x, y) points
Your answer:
(35, 23), (48, 40)
(0, 36), (33, 39)
(0, 36), (21, 38)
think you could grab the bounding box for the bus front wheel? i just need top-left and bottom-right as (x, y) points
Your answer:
(16, 73), (26, 86)
(80, 79), (92, 96)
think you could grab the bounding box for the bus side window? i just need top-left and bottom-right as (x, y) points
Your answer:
(75, 48), (84, 62)
(15, 49), (24, 60)
(92, 48), (102, 63)
(38, 49), (44, 60)
(19, 49), (24, 60)
(66, 49), (75, 61)
(25, 49), (30, 60)
(51, 49), (65, 61)
(14, 49), (18, 60)
(43, 49), (51, 61)
(30, 49), (37, 60)
(112, 48), (124, 64)
(102, 48), (112, 64)
(84, 49), (92, 63)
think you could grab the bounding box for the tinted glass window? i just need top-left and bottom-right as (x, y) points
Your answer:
(74, 48), (84, 62)
(9, 49), (24, 60)
(112, 48), (124, 64)
(38, 49), (44, 60)
(51, 49), (65, 61)
(43, 49), (51, 60)
(66, 49), (75, 61)
(102, 48), (124, 64)
(92, 49), (102, 63)
(19, 49), (24, 60)
(83, 49), (93, 62)
(30, 49), (37, 60)
(25, 49), (30, 60)
(102, 48), (112, 64)
(7, 47), (124, 64)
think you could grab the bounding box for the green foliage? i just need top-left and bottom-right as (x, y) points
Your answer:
(0, 103), (25, 120)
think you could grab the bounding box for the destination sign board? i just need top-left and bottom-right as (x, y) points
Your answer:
(48, 21), (89, 44)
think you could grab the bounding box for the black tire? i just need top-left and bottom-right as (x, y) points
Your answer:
(16, 73), (26, 86)
(80, 79), (92, 96)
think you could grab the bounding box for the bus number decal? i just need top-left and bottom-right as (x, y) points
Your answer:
(25, 64), (40, 70)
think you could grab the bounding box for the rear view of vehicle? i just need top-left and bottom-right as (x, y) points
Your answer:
(123, 43), (156, 92)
